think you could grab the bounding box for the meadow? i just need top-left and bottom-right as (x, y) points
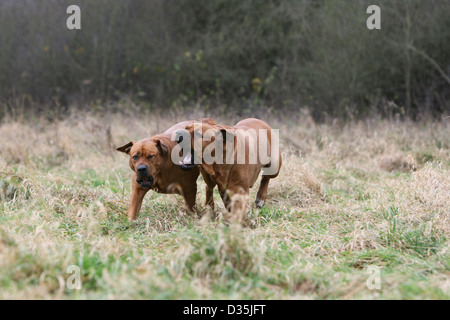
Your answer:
(0, 106), (448, 299)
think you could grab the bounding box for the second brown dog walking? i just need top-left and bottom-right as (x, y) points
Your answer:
(175, 118), (282, 213)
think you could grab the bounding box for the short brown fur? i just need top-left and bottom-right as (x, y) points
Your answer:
(117, 119), (217, 220)
(181, 118), (282, 213)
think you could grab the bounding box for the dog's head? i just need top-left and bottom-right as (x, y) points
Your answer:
(174, 122), (236, 173)
(117, 138), (169, 189)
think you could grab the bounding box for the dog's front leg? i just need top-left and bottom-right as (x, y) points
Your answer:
(201, 171), (216, 210)
(128, 173), (150, 220)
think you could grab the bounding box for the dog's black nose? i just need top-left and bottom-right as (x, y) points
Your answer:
(137, 165), (147, 172)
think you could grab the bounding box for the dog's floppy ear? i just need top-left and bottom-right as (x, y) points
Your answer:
(156, 139), (169, 157)
(117, 141), (134, 154)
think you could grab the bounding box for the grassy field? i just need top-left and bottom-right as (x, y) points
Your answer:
(0, 108), (449, 299)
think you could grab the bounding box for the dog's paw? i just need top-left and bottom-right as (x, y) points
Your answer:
(255, 198), (265, 209)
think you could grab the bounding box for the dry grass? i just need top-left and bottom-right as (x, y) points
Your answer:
(0, 107), (449, 299)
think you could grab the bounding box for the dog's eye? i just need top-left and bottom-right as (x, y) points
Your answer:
(132, 155), (139, 161)
(147, 155), (154, 160)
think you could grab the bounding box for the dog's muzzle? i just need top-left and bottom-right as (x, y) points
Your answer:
(136, 165), (154, 189)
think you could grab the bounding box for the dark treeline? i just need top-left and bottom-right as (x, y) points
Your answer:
(0, 0), (449, 120)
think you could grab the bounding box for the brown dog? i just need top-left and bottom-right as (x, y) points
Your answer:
(117, 119), (217, 220)
(174, 118), (282, 213)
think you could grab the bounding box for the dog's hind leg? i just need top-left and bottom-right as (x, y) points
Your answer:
(255, 176), (271, 209)
(256, 149), (282, 209)
(217, 184), (232, 212)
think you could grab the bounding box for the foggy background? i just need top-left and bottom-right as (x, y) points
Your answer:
(0, 0), (449, 120)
